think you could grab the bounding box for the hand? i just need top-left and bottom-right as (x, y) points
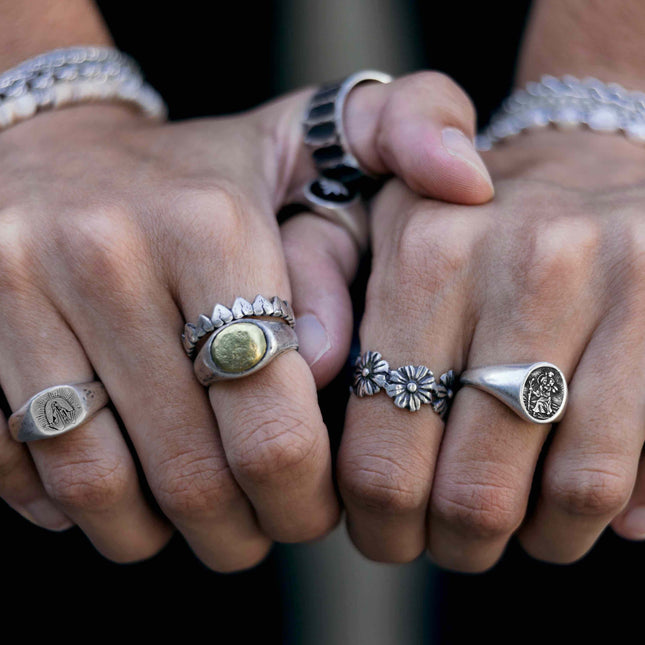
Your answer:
(0, 72), (491, 570)
(338, 128), (645, 571)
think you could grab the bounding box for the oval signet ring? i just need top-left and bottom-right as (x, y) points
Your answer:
(9, 382), (109, 442)
(459, 362), (568, 424)
(193, 318), (299, 386)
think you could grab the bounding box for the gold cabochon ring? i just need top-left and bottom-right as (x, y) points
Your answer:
(194, 319), (299, 386)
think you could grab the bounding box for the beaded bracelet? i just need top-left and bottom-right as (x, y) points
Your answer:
(0, 46), (166, 131)
(476, 75), (645, 151)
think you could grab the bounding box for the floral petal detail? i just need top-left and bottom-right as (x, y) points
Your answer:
(394, 392), (409, 409)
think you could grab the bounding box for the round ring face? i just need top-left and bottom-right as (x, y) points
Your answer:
(522, 365), (566, 423)
(31, 386), (83, 436)
(210, 322), (268, 373)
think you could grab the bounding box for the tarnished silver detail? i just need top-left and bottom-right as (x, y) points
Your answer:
(289, 178), (368, 252)
(0, 46), (166, 133)
(193, 319), (299, 385)
(351, 351), (456, 417)
(182, 294), (295, 359)
(477, 75), (645, 150)
(9, 382), (109, 442)
(351, 351), (389, 397)
(304, 70), (393, 182)
(460, 362), (567, 424)
(385, 365), (438, 412)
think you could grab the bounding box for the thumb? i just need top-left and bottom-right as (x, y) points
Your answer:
(253, 70), (494, 208)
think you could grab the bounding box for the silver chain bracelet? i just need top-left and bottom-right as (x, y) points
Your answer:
(0, 46), (166, 131)
(476, 75), (645, 151)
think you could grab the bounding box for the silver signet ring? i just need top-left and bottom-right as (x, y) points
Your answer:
(194, 318), (299, 386)
(459, 362), (568, 424)
(9, 382), (109, 442)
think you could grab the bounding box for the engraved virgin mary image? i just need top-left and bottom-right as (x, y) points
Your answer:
(44, 397), (76, 431)
(526, 369), (560, 420)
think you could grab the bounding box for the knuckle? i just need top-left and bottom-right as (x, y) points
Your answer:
(56, 208), (145, 290)
(153, 449), (242, 521)
(44, 455), (130, 512)
(175, 184), (247, 247)
(432, 480), (521, 539)
(340, 455), (428, 515)
(392, 209), (478, 296)
(546, 464), (632, 518)
(228, 408), (322, 484)
(0, 214), (33, 293)
(522, 216), (600, 297)
(397, 71), (475, 121)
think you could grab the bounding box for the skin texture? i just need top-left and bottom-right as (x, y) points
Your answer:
(334, 0), (645, 572)
(338, 130), (645, 570)
(0, 70), (491, 570)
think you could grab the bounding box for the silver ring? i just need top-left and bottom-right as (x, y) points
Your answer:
(351, 351), (456, 416)
(182, 294), (295, 359)
(459, 362), (568, 424)
(288, 177), (368, 252)
(194, 318), (299, 386)
(304, 70), (393, 183)
(9, 382), (109, 442)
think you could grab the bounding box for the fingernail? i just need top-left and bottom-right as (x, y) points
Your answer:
(21, 499), (74, 531)
(297, 313), (331, 367)
(621, 506), (645, 540)
(441, 127), (493, 188)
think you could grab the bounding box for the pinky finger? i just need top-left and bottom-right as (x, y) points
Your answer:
(0, 407), (72, 531)
(611, 449), (645, 541)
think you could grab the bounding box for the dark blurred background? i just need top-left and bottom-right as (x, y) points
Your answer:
(2, 1), (642, 643)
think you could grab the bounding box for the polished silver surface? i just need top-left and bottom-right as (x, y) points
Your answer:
(351, 350), (456, 416)
(460, 361), (567, 424)
(9, 382), (109, 442)
(290, 177), (368, 252)
(182, 294), (295, 358)
(477, 75), (645, 150)
(193, 319), (299, 385)
(304, 69), (393, 182)
(0, 46), (166, 131)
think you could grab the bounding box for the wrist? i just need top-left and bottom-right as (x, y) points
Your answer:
(484, 128), (645, 189)
(517, 0), (645, 93)
(0, 0), (112, 73)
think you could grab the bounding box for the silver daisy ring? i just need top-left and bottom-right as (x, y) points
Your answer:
(351, 351), (457, 416)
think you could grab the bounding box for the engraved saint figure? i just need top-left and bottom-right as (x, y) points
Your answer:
(45, 397), (75, 431)
(527, 370), (559, 418)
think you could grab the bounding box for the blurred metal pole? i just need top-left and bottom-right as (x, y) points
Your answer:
(274, 0), (423, 90)
(274, 2), (433, 644)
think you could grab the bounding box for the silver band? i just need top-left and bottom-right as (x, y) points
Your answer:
(0, 46), (166, 131)
(194, 319), (299, 385)
(351, 351), (456, 417)
(182, 295), (295, 359)
(289, 177), (368, 252)
(9, 382), (109, 442)
(304, 70), (393, 183)
(477, 75), (645, 151)
(459, 362), (568, 424)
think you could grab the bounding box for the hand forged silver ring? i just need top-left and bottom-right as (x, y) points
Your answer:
(459, 362), (568, 424)
(9, 381), (109, 442)
(182, 294), (295, 359)
(194, 318), (299, 386)
(304, 69), (393, 183)
(351, 350), (457, 416)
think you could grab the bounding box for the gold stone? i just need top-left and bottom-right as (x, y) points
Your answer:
(211, 322), (267, 373)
